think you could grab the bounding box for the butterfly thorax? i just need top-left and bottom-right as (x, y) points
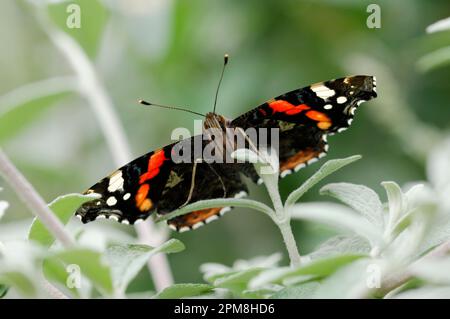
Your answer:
(203, 112), (230, 131)
(203, 113), (239, 162)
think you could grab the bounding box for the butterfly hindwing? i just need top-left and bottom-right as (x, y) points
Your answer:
(158, 162), (249, 231)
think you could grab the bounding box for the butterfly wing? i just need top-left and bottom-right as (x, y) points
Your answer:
(75, 141), (179, 224)
(76, 136), (250, 231)
(158, 162), (249, 232)
(231, 75), (377, 177)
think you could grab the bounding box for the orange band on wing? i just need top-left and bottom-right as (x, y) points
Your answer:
(280, 148), (321, 172)
(305, 110), (330, 122)
(168, 207), (223, 228)
(135, 184), (150, 207)
(268, 100), (310, 115)
(305, 110), (332, 130)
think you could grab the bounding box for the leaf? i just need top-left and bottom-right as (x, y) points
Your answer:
(285, 155), (362, 207)
(201, 253), (282, 285)
(28, 193), (99, 248)
(0, 200), (7, 221)
(382, 182), (405, 229)
(291, 202), (381, 246)
(155, 283), (214, 299)
(313, 258), (372, 298)
(241, 285), (282, 298)
(409, 257), (450, 285)
(47, 0), (109, 58)
(417, 46), (450, 73)
(0, 87), (71, 144)
(269, 281), (320, 299)
(213, 268), (264, 293)
(0, 272), (36, 297)
(308, 235), (371, 259)
(320, 183), (384, 230)
(426, 17), (450, 33)
(0, 284), (8, 298)
(155, 198), (273, 223)
(391, 286), (450, 299)
(42, 258), (81, 298)
(249, 254), (364, 289)
(105, 239), (185, 293)
(50, 248), (113, 296)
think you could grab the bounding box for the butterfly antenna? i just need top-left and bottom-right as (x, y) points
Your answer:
(138, 100), (206, 117)
(212, 54), (229, 114)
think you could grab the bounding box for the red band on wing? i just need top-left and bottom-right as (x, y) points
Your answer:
(268, 100), (310, 115)
(139, 149), (168, 185)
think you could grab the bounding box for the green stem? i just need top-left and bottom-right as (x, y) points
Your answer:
(260, 170), (301, 266)
(277, 218), (301, 267)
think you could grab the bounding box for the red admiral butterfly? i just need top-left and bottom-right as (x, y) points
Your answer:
(76, 56), (377, 232)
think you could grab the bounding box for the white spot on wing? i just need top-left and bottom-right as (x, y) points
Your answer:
(205, 215), (219, 223)
(280, 169), (292, 178)
(192, 222), (204, 230)
(106, 196), (117, 206)
(234, 191), (247, 199)
(307, 158), (318, 165)
(121, 219), (130, 225)
(310, 83), (336, 100)
(324, 104), (333, 110)
(123, 193), (131, 200)
(337, 96), (347, 104)
(108, 170), (124, 193)
(294, 163), (306, 172)
(220, 207), (231, 215)
(109, 216), (119, 221)
(347, 119), (354, 125)
(337, 127), (347, 133)
(168, 224), (177, 231)
(179, 226), (190, 233)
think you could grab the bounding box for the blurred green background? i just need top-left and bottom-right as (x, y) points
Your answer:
(0, 0), (449, 289)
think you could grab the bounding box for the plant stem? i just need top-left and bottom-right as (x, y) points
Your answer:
(0, 149), (74, 248)
(259, 169), (301, 266)
(277, 219), (302, 267)
(34, 8), (174, 291)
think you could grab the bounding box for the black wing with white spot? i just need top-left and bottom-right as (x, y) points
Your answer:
(231, 75), (377, 177)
